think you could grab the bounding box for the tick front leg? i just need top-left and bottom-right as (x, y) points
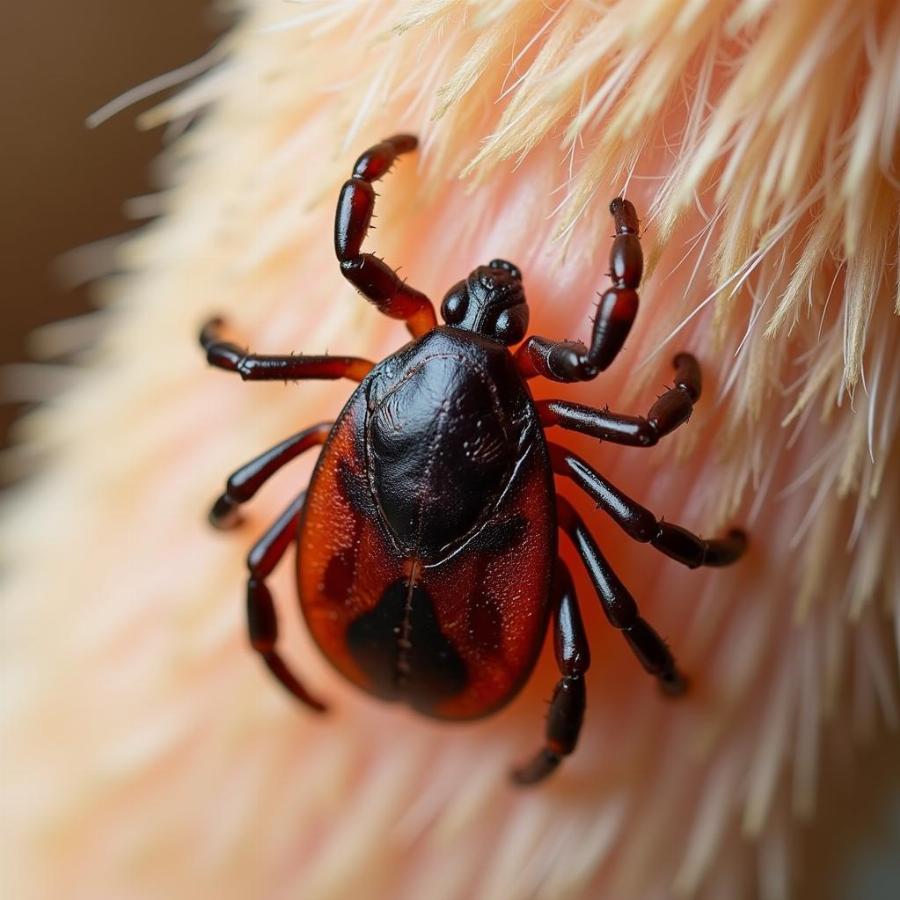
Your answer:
(515, 198), (642, 382)
(200, 318), (374, 382)
(513, 561), (590, 785)
(557, 496), (687, 696)
(246, 491), (327, 712)
(537, 352), (702, 447)
(549, 444), (747, 568)
(335, 135), (436, 338)
(208, 423), (332, 529)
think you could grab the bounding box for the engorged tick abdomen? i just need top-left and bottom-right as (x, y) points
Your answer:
(297, 326), (557, 720)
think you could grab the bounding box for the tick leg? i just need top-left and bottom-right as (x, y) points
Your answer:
(537, 352), (701, 447)
(549, 444), (747, 568)
(200, 318), (374, 382)
(515, 198), (642, 382)
(209, 422), (332, 529)
(335, 134), (436, 338)
(513, 561), (590, 785)
(246, 491), (327, 712)
(557, 496), (687, 696)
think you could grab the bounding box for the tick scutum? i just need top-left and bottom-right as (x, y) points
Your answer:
(365, 327), (528, 562)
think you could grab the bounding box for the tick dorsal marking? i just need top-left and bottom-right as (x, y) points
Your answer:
(344, 572), (468, 710)
(395, 558), (423, 687)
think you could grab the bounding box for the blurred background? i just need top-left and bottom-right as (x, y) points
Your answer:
(0, 0), (223, 463)
(1, 3), (897, 897)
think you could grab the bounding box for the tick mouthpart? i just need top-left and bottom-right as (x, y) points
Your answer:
(488, 258), (522, 281)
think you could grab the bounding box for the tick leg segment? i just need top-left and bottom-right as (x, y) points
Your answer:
(335, 134), (436, 338)
(537, 352), (702, 447)
(246, 491), (327, 712)
(549, 444), (747, 568)
(209, 423), (332, 529)
(513, 561), (590, 785)
(557, 496), (686, 695)
(200, 318), (374, 382)
(515, 198), (642, 382)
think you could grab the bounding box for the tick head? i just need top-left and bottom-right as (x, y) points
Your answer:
(440, 259), (529, 345)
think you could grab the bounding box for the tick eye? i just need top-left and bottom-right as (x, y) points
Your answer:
(493, 305), (529, 345)
(441, 284), (469, 324)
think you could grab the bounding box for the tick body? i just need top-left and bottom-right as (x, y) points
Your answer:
(201, 134), (747, 784)
(300, 326), (555, 720)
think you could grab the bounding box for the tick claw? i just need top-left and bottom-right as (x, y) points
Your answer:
(511, 749), (562, 786)
(209, 494), (242, 530)
(660, 672), (689, 697)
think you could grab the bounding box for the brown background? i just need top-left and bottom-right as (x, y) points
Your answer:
(0, 0), (222, 458)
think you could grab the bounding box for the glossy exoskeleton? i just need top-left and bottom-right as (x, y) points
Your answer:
(201, 134), (747, 784)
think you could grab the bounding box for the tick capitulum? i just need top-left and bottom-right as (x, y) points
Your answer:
(200, 134), (747, 785)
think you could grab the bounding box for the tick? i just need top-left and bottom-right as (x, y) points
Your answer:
(200, 134), (747, 784)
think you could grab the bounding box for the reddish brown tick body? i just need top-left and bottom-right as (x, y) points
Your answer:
(201, 135), (747, 784)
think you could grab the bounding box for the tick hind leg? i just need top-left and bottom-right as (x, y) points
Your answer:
(245, 491), (327, 712)
(557, 496), (687, 696)
(335, 135), (437, 338)
(513, 561), (590, 785)
(208, 422), (332, 529)
(549, 444), (747, 568)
